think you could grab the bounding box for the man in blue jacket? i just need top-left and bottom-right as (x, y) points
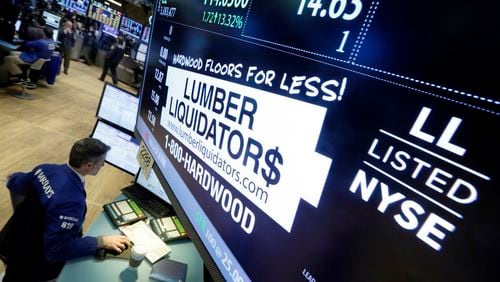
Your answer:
(0, 138), (130, 281)
(1, 27), (55, 81)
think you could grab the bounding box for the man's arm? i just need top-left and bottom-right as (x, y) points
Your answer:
(9, 190), (25, 209)
(6, 171), (32, 209)
(43, 200), (130, 262)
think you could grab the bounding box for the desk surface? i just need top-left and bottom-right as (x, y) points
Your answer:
(0, 39), (19, 51)
(58, 196), (204, 282)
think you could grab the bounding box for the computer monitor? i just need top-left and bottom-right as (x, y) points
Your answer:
(135, 51), (146, 63)
(96, 83), (138, 133)
(101, 24), (119, 38)
(137, 43), (147, 53)
(119, 16), (143, 39)
(70, 0), (89, 15)
(51, 29), (59, 43)
(87, 0), (122, 30)
(90, 120), (140, 175)
(136, 168), (171, 205)
(136, 1), (498, 281)
(15, 20), (21, 32)
(42, 11), (61, 29)
(140, 26), (150, 43)
(57, 0), (89, 15)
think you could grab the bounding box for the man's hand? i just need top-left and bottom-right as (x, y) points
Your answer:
(101, 235), (131, 253)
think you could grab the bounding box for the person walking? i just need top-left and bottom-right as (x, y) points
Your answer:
(80, 26), (96, 65)
(58, 20), (75, 74)
(98, 37), (125, 85)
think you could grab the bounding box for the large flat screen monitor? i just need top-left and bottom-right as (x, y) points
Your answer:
(119, 16), (143, 39)
(87, 0), (122, 29)
(91, 120), (140, 175)
(96, 83), (138, 133)
(136, 0), (499, 281)
(42, 11), (61, 29)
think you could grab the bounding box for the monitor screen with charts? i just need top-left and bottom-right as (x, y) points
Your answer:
(136, 0), (499, 281)
(90, 120), (140, 175)
(96, 83), (138, 133)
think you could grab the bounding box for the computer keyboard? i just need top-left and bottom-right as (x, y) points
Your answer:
(150, 216), (188, 242)
(119, 220), (171, 263)
(121, 185), (174, 218)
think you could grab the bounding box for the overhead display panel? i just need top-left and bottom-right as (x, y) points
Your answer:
(136, 0), (499, 281)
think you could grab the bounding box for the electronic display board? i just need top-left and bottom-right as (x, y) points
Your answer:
(57, 0), (89, 15)
(119, 16), (143, 39)
(136, 0), (499, 281)
(87, 0), (122, 30)
(140, 25), (150, 43)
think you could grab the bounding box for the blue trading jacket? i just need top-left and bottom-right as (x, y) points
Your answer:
(19, 38), (56, 64)
(7, 163), (98, 263)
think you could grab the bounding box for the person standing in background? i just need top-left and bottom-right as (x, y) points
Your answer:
(80, 26), (96, 65)
(58, 20), (75, 75)
(98, 37), (125, 85)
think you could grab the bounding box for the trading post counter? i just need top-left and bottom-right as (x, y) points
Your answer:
(58, 197), (204, 282)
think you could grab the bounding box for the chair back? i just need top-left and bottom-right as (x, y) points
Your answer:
(30, 58), (51, 71)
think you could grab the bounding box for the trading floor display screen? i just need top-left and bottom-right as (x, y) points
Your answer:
(87, 0), (122, 30)
(136, 0), (499, 281)
(57, 0), (89, 15)
(120, 16), (143, 39)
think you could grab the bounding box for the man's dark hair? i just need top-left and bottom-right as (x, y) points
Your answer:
(43, 27), (53, 39)
(69, 138), (110, 168)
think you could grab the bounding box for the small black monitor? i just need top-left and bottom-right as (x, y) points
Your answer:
(90, 120), (140, 175)
(96, 83), (139, 133)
